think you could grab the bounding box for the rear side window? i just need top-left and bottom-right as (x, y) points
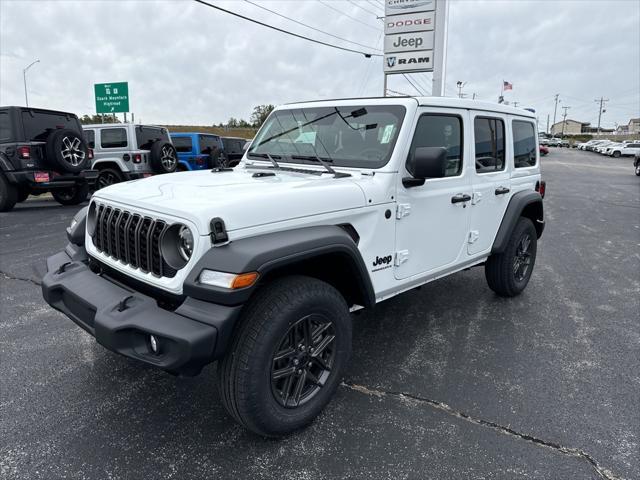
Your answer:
(0, 112), (10, 141)
(136, 126), (170, 150)
(407, 114), (463, 177)
(172, 136), (193, 153)
(101, 128), (128, 148)
(200, 135), (221, 154)
(474, 117), (505, 173)
(21, 111), (81, 141)
(83, 130), (95, 148)
(513, 120), (537, 168)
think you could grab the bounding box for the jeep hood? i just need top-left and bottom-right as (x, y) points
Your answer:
(93, 167), (367, 234)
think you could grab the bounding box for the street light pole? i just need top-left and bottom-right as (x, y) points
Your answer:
(23, 59), (40, 107)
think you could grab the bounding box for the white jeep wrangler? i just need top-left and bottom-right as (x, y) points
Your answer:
(42, 97), (545, 437)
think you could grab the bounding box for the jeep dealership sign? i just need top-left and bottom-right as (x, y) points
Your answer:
(384, 0), (440, 75)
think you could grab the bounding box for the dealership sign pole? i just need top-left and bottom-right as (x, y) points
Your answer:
(383, 0), (448, 97)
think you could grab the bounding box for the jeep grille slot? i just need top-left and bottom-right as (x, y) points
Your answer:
(92, 205), (174, 278)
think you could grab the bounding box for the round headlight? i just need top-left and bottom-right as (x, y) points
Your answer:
(178, 226), (194, 261)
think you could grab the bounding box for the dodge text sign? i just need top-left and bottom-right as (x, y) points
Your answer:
(384, 11), (435, 35)
(384, 51), (432, 73)
(94, 82), (129, 114)
(384, 31), (434, 53)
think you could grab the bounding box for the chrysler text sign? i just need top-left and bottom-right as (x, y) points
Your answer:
(384, 31), (434, 53)
(385, 0), (436, 16)
(384, 11), (435, 35)
(383, 51), (432, 73)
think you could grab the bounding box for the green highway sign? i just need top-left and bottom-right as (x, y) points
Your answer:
(94, 82), (129, 114)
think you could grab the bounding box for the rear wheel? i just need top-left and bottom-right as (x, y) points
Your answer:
(51, 184), (89, 206)
(0, 173), (18, 212)
(485, 217), (537, 297)
(217, 276), (351, 437)
(96, 168), (124, 189)
(635, 164), (640, 176)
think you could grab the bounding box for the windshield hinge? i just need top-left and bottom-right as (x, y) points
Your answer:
(395, 250), (410, 266)
(396, 203), (411, 219)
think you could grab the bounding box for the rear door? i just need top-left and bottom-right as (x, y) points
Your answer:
(172, 135), (195, 169)
(468, 112), (511, 255)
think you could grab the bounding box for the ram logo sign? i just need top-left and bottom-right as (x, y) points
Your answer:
(383, 52), (432, 73)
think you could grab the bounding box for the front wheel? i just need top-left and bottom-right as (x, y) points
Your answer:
(485, 217), (538, 297)
(613, 151), (621, 158)
(217, 276), (352, 437)
(51, 184), (89, 206)
(635, 164), (640, 176)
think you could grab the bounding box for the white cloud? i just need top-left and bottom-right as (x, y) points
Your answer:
(0, 0), (638, 129)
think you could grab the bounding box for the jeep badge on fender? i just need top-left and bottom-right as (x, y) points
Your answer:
(41, 97), (544, 437)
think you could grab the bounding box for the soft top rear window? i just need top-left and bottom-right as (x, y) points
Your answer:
(136, 126), (170, 150)
(21, 110), (81, 142)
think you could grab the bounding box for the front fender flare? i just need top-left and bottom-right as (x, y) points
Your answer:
(183, 225), (375, 308)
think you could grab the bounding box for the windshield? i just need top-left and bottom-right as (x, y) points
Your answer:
(248, 105), (406, 169)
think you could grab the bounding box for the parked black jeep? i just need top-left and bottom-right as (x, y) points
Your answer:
(220, 136), (247, 167)
(0, 106), (97, 211)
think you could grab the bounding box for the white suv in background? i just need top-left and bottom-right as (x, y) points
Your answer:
(83, 124), (178, 189)
(609, 141), (640, 158)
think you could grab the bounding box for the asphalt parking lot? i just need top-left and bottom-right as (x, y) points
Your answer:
(1, 149), (638, 480)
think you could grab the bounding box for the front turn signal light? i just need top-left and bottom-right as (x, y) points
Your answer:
(199, 270), (259, 289)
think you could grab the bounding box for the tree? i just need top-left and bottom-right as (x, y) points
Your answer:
(250, 104), (275, 128)
(80, 114), (121, 125)
(226, 117), (239, 128)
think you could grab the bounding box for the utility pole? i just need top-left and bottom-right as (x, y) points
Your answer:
(456, 81), (466, 98)
(552, 94), (560, 130)
(595, 97), (609, 134)
(546, 114), (550, 135)
(560, 106), (571, 138)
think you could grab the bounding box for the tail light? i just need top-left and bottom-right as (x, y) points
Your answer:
(18, 146), (31, 159)
(535, 180), (546, 198)
(88, 148), (94, 160)
(133, 154), (142, 163)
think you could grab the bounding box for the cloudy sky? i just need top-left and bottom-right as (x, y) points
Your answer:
(1, 0), (638, 130)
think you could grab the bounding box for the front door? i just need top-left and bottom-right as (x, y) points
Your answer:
(395, 109), (472, 280)
(468, 112), (512, 255)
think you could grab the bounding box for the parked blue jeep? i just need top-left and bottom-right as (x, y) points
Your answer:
(170, 132), (227, 170)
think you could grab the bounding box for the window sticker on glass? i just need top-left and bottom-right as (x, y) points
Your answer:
(381, 124), (395, 144)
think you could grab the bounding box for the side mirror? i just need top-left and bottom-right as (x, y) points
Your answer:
(403, 147), (448, 187)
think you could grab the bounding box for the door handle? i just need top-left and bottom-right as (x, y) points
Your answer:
(451, 193), (472, 204)
(495, 187), (510, 195)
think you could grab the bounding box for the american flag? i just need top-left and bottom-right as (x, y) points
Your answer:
(503, 81), (513, 91)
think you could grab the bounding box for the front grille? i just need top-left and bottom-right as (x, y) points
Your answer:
(93, 205), (177, 278)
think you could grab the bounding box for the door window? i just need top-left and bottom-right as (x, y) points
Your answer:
(0, 112), (10, 141)
(135, 126), (169, 150)
(100, 128), (128, 149)
(474, 117), (505, 173)
(513, 121), (537, 168)
(407, 114), (463, 177)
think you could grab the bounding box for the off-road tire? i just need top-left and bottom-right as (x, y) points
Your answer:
(45, 129), (90, 173)
(51, 184), (89, 206)
(485, 217), (537, 297)
(217, 275), (352, 437)
(0, 172), (18, 212)
(16, 187), (30, 203)
(149, 141), (178, 174)
(96, 168), (124, 190)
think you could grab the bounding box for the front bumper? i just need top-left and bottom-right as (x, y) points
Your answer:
(41, 247), (242, 375)
(5, 169), (98, 189)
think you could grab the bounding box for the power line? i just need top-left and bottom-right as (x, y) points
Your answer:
(317, 0), (381, 31)
(347, 0), (380, 17)
(194, 0), (381, 57)
(365, 0), (385, 12)
(244, 0), (379, 51)
(403, 74), (425, 95)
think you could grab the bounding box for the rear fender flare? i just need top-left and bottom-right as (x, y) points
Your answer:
(491, 191), (544, 254)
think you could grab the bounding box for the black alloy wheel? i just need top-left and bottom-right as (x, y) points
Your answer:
(271, 314), (336, 408)
(513, 233), (532, 282)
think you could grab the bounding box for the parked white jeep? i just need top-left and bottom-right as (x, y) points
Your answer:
(83, 124), (178, 189)
(42, 97), (545, 437)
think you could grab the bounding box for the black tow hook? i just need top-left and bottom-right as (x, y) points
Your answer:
(117, 295), (135, 312)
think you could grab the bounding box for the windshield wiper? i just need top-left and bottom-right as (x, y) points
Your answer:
(247, 152), (282, 169)
(290, 155), (350, 178)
